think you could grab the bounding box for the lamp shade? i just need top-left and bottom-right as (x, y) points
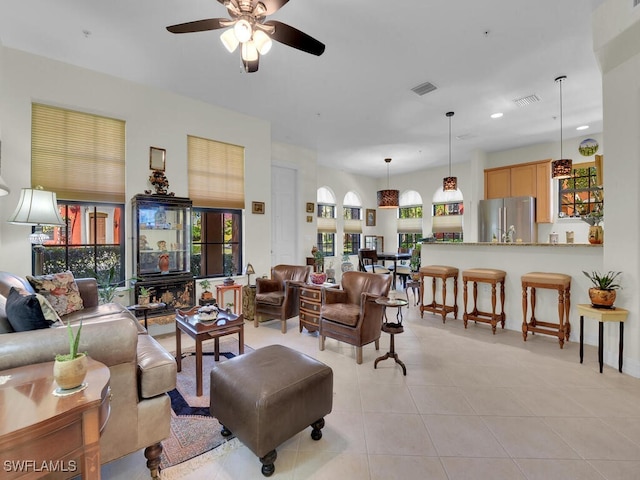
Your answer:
(443, 176), (458, 191)
(377, 189), (399, 209)
(8, 187), (64, 226)
(551, 159), (572, 179)
(245, 263), (255, 275)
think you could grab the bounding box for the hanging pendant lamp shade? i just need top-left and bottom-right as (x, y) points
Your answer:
(551, 76), (572, 179)
(443, 111), (457, 191)
(377, 158), (399, 208)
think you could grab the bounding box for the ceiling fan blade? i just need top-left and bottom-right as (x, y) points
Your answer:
(166, 18), (228, 34)
(264, 20), (325, 56)
(243, 57), (260, 73)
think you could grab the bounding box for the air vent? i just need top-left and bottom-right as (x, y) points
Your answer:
(411, 81), (437, 96)
(513, 94), (541, 107)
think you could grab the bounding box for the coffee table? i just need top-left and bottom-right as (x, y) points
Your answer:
(175, 306), (245, 396)
(0, 358), (111, 479)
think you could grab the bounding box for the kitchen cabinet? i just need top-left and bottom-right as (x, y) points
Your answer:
(484, 159), (551, 223)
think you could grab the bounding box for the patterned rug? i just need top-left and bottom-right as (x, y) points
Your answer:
(160, 337), (252, 470)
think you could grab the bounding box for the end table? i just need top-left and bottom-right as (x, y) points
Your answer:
(578, 304), (629, 373)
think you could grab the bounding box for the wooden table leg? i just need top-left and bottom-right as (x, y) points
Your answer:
(579, 315), (584, 364)
(196, 338), (203, 396)
(175, 324), (182, 372)
(598, 321), (604, 373)
(619, 322), (624, 373)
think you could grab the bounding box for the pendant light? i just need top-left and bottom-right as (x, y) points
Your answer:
(443, 111), (457, 191)
(377, 158), (399, 209)
(551, 75), (572, 179)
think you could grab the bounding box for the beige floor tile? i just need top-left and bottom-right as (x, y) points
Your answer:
(440, 457), (527, 480)
(359, 382), (418, 414)
(423, 415), (508, 457)
(513, 458), (606, 480)
(293, 451), (370, 480)
(588, 460), (640, 480)
(599, 417), (640, 446)
(461, 386), (535, 416)
(298, 411), (367, 454)
(508, 386), (595, 417)
(363, 412), (437, 456)
(408, 385), (476, 415)
(368, 455), (449, 480)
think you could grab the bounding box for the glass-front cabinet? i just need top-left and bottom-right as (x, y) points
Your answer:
(132, 194), (195, 313)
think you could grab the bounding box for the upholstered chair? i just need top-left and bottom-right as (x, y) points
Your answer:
(357, 249), (390, 274)
(319, 271), (392, 364)
(254, 264), (311, 333)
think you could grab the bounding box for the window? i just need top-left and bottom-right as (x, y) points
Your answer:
(42, 201), (125, 279)
(343, 191), (362, 255)
(31, 104), (126, 279)
(317, 187), (336, 257)
(558, 163), (603, 218)
(188, 135), (245, 278)
(192, 209), (242, 278)
(398, 191), (423, 249)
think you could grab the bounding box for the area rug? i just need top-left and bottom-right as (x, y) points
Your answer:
(160, 337), (253, 470)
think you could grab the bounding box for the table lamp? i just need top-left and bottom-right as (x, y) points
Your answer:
(245, 263), (255, 286)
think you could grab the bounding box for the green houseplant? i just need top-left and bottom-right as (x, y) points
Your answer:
(199, 279), (213, 300)
(53, 320), (87, 390)
(138, 286), (153, 305)
(583, 270), (622, 308)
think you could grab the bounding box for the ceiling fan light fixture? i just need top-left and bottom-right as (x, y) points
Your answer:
(221, 28), (239, 52)
(253, 2), (267, 17)
(234, 19), (252, 43)
(241, 41), (258, 62)
(253, 29), (272, 55)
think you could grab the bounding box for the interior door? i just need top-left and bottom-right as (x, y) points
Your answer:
(271, 166), (298, 266)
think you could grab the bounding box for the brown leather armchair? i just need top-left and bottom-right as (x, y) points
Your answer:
(254, 264), (311, 333)
(319, 271), (392, 364)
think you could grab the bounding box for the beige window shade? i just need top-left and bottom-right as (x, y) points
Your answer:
(31, 103), (125, 203)
(431, 215), (463, 233)
(343, 218), (363, 233)
(397, 217), (423, 234)
(188, 135), (245, 209)
(317, 217), (337, 233)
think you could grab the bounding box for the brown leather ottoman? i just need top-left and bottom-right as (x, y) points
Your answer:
(210, 344), (333, 476)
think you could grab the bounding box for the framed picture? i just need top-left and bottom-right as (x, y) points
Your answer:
(366, 209), (376, 227)
(149, 146), (166, 172)
(252, 201), (265, 214)
(306, 202), (315, 213)
(306, 215), (313, 223)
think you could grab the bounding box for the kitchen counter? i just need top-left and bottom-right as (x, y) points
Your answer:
(422, 242), (602, 247)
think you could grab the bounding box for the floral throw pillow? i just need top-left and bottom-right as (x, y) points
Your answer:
(27, 271), (84, 317)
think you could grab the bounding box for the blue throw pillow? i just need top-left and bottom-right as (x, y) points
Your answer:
(5, 287), (57, 332)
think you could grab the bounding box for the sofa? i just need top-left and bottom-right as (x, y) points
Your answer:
(0, 271), (177, 479)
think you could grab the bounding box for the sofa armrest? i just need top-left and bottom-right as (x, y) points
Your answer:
(137, 334), (177, 398)
(0, 315), (138, 371)
(75, 277), (99, 308)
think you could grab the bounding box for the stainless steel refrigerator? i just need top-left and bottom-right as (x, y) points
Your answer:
(478, 196), (537, 243)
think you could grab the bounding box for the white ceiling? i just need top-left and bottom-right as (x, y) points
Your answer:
(0, 0), (606, 178)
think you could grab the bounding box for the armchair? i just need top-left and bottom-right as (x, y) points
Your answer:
(254, 264), (311, 333)
(319, 271), (392, 364)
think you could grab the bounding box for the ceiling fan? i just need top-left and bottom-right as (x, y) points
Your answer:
(166, 0), (325, 73)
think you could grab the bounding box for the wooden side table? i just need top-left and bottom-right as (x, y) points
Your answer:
(578, 304), (629, 373)
(0, 358), (111, 480)
(216, 283), (243, 314)
(127, 302), (166, 330)
(299, 283), (340, 333)
(374, 297), (409, 376)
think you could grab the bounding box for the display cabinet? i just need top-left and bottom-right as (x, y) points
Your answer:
(131, 194), (195, 316)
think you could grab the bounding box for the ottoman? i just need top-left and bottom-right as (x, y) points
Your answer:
(210, 344), (333, 476)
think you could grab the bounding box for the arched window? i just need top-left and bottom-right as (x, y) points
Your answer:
(317, 187), (336, 257)
(343, 191), (362, 255)
(398, 190), (423, 249)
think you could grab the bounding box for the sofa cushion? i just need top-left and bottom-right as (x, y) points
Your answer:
(320, 303), (361, 327)
(5, 287), (59, 332)
(27, 271), (84, 317)
(255, 291), (284, 306)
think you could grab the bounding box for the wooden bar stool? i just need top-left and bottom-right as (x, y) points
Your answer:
(462, 268), (506, 334)
(521, 272), (571, 348)
(419, 265), (458, 323)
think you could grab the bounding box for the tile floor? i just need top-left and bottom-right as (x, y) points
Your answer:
(102, 301), (640, 480)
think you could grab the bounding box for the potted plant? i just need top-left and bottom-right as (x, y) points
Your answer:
(138, 286), (153, 305)
(199, 279), (213, 300)
(53, 320), (87, 390)
(581, 208), (603, 244)
(583, 270), (622, 308)
(310, 250), (327, 284)
(313, 249), (324, 273)
(341, 254), (354, 273)
(93, 267), (137, 305)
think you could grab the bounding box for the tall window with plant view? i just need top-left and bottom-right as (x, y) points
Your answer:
(191, 209), (242, 278)
(398, 190), (424, 249)
(558, 164), (603, 218)
(343, 190), (363, 255)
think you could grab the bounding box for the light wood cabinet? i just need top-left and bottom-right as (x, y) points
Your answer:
(484, 159), (552, 223)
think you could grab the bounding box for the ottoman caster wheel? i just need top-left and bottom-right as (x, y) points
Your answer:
(220, 425), (232, 437)
(311, 418), (325, 441)
(260, 450), (277, 477)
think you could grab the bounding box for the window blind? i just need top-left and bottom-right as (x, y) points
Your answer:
(31, 103), (125, 203)
(343, 218), (363, 233)
(397, 217), (423, 233)
(188, 135), (245, 209)
(317, 217), (337, 233)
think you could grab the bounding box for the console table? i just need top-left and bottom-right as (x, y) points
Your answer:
(0, 358), (111, 479)
(578, 304), (629, 373)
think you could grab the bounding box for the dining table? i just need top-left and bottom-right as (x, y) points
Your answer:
(376, 251), (411, 287)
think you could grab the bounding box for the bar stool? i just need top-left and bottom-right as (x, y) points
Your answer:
(462, 268), (506, 334)
(521, 272), (571, 348)
(419, 265), (458, 323)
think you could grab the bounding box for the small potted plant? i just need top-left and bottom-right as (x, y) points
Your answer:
(53, 320), (87, 390)
(199, 279), (213, 300)
(583, 270), (622, 308)
(138, 286), (153, 305)
(581, 208), (604, 244)
(341, 253), (354, 273)
(310, 250), (327, 284)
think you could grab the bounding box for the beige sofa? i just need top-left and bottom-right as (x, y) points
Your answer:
(0, 272), (177, 479)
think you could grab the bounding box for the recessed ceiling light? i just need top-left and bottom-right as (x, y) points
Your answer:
(576, 125), (589, 130)
(490, 112), (503, 119)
